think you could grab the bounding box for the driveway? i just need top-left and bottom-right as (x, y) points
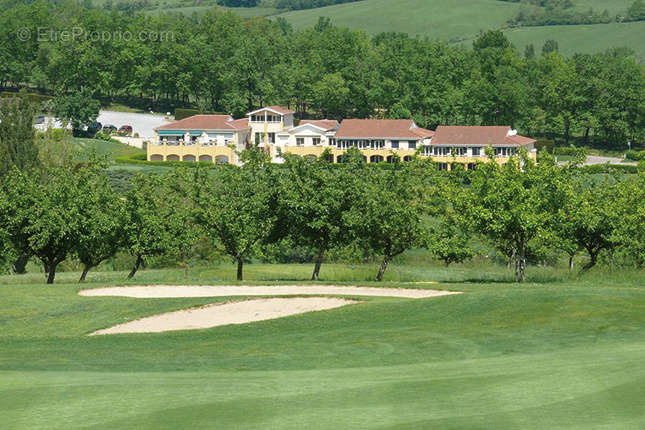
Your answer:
(585, 155), (637, 166)
(96, 110), (172, 138)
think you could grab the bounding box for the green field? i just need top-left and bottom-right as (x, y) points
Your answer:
(1, 262), (645, 429)
(502, 21), (645, 59)
(574, 0), (633, 15)
(278, 0), (522, 42)
(145, 5), (279, 17)
(274, 0), (645, 58)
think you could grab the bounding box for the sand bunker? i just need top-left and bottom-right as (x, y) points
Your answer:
(91, 297), (357, 335)
(80, 285), (459, 299)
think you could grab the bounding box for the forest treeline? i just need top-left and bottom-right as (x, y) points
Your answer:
(1, 2), (644, 148)
(1, 97), (644, 284)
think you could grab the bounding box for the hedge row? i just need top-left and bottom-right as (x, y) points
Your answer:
(115, 152), (217, 168)
(580, 164), (640, 174)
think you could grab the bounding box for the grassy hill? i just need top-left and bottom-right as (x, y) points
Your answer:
(274, 0), (645, 58)
(502, 21), (645, 58)
(278, 0), (523, 42)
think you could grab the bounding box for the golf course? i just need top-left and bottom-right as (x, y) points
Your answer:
(2, 263), (644, 429)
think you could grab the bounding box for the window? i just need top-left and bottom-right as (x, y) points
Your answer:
(494, 147), (516, 157)
(296, 137), (304, 146)
(391, 140), (399, 149)
(408, 141), (417, 150)
(455, 147), (467, 156)
(268, 133), (275, 144)
(471, 147), (482, 156)
(255, 133), (261, 145)
(433, 146), (451, 156)
(312, 137), (321, 146)
(437, 163), (448, 171)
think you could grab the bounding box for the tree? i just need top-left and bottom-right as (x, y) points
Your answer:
(542, 39), (559, 55)
(0, 95), (40, 273)
(74, 165), (126, 282)
(0, 96), (39, 177)
(50, 92), (100, 136)
(458, 151), (566, 282)
(428, 216), (474, 267)
(559, 175), (622, 270)
(613, 172), (645, 267)
(348, 160), (427, 281)
(627, 0), (645, 21)
(311, 72), (349, 119)
(1, 166), (89, 284)
(193, 149), (277, 281)
(123, 173), (187, 279)
(276, 149), (360, 280)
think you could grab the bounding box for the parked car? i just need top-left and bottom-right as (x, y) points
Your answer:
(102, 124), (117, 134)
(35, 115), (45, 124)
(87, 121), (102, 135)
(118, 125), (133, 136)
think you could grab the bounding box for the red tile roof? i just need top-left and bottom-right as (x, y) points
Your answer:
(335, 119), (430, 139)
(155, 115), (249, 131)
(410, 127), (435, 138)
(432, 126), (535, 146)
(298, 119), (339, 131)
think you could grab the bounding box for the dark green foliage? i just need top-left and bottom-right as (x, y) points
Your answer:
(50, 93), (101, 136)
(0, 96), (39, 176)
(274, 0), (362, 11)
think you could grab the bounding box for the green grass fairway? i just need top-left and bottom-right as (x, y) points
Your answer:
(502, 21), (645, 59)
(277, 0), (523, 41)
(1, 264), (645, 428)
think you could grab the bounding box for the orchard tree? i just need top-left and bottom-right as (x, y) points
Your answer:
(613, 172), (645, 267)
(276, 148), (360, 281)
(123, 173), (188, 279)
(75, 166), (126, 282)
(349, 160), (427, 281)
(1, 166), (88, 284)
(193, 149), (277, 281)
(0, 96), (40, 273)
(459, 151), (566, 282)
(559, 175), (623, 270)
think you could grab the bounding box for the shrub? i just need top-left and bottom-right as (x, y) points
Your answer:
(626, 150), (645, 161)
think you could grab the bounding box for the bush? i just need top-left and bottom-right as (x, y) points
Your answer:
(626, 150), (645, 161)
(94, 131), (117, 142)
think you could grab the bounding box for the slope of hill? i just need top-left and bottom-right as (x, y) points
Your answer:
(275, 0), (644, 58)
(277, 0), (523, 41)
(502, 21), (645, 58)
